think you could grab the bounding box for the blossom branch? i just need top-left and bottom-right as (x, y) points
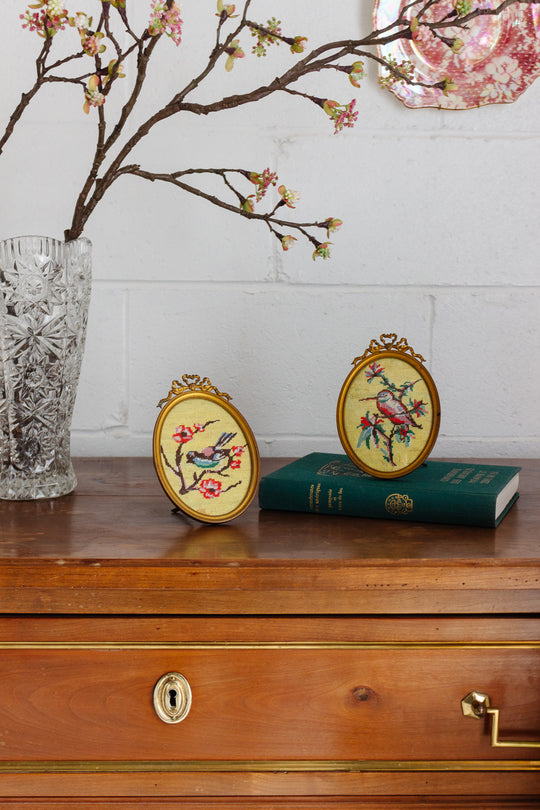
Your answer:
(119, 164), (338, 252)
(3, 0), (537, 258)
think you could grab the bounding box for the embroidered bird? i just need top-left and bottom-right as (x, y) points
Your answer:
(374, 389), (422, 428)
(185, 432), (237, 468)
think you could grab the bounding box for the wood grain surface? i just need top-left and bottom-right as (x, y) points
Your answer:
(0, 457), (538, 614)
(0, 457), (538, 804)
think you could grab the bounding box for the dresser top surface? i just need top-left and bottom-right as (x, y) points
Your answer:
(0, 457), (538, 615)
(0, 456), (537, 562)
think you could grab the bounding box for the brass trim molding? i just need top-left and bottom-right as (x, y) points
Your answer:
(0, 759), (538, 774)
(0, 640), (538, 650)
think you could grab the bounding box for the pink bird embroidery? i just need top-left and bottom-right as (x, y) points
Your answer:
(374, 389), (422, 429)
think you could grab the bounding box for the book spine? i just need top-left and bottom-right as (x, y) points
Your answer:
(258, 475), (498, 527)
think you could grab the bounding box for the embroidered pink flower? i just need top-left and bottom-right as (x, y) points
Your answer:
(83, 75), (105, 114)
(193, 423), (205, 433)
(230, 458), (241, 469)
(148, 0), (183, 46)
(199, 478), (222, 498)
(365, 362), (384, 381)
(360, 414), (383, 428)
(232, 446), (245, 456)
(410, 399), (426, 418)
(173, 425), (194, 443)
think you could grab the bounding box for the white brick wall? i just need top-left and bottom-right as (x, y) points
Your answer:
(1, 1), (539, 459)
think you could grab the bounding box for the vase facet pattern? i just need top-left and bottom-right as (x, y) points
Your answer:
(0, 236), (92, 499)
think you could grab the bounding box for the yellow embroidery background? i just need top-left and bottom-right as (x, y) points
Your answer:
(160, 397), (252, 518)
(343, 357), (433, 473)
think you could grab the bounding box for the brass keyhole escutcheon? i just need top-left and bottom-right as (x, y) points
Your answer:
(153, 672), (192, 724)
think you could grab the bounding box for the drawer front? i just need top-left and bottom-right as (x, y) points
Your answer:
(0, 644), (538, 763)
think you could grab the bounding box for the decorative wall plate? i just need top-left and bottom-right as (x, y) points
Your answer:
(336, 334), (441, 479)
(153, 375), (260, 523)
(373, 0), (540, 109)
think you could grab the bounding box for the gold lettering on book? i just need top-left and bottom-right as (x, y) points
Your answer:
(385, 493), (413, 516)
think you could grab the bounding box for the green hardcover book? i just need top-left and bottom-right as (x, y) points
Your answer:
(258, 453), (521, 528)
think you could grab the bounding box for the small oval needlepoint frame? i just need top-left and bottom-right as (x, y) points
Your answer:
(153, 374), (260, 523)
(336, 334), (441, 479)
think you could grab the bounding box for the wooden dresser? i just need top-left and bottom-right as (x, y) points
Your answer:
(0, 457), (538, 809)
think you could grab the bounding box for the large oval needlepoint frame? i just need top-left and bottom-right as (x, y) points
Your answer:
(153, 375), (260, 523)
(336, 335), (441, 479)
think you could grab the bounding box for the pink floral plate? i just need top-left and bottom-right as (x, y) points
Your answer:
(373, 0), (540, 109)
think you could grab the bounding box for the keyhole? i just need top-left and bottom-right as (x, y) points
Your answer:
(153, 672), (192, 724)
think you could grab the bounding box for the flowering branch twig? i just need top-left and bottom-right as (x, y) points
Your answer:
(1, 0), (537, 259)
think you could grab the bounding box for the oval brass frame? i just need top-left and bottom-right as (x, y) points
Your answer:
(153, 376), (260, 523)
(336, 341), (440, 479)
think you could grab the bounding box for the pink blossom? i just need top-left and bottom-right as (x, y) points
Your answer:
(225, 39), (245, 71)
(83, 75), (105, 114)
(280, 235), (297, 251)
(172, 425), (194, 443)
(249, 168), (278, 201)
(323, 99), (358, 134)
(241, 195), (255, 213)
(312, 241), (332, 261)
(365, 362), (383, 381)
(348, 61), (364, 88)
(323, 218), (342, 238)
(148, 0), (183, 46)
(278, 184), (300, 208)
(485, 56), (521, 86)
(216, 0), (238, 20)
(199, 478), (222, 499)
(21, 0), (67, 37)
(290, 36), (307, 54)
(81, 32), (105, 56)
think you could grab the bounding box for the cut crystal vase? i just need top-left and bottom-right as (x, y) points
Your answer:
(0, 236), (92, 500)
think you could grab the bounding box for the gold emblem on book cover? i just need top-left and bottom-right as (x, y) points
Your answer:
(385, 493), (413, 516)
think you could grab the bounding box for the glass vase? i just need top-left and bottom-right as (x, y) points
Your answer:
(0, 235), (92, 500)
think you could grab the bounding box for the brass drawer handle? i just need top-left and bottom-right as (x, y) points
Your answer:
(461, 690), (540, 749)
(153, 672), (192, 724)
